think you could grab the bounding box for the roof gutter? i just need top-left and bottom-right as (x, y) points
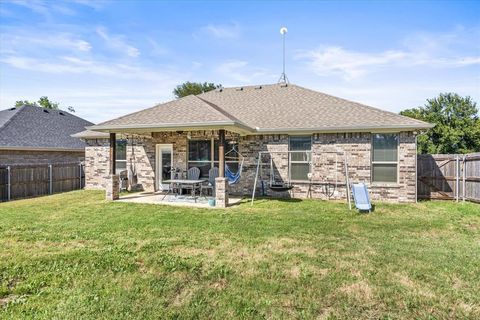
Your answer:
(87, 121), (255, 135)
(254, 123), (435, 134)
(0, 146), (85, 152)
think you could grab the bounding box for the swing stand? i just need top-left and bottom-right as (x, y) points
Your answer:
(250, 150), (352, 210)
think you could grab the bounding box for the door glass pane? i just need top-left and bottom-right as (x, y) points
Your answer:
(372, 164), (397, 183)
(161, 150), (171, 181)
(188, 140), (211, 161)
(373, 134), (398, 161)
(291, 163), (310, 180)
(289, 136), (311, 151)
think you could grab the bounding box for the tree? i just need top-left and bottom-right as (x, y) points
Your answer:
(38, 96), (59, 109)
(173, 82), (221, 99)
(15, 100), (38, 107)
(14, 96), (75, 112)
(400, 93), (480, 154)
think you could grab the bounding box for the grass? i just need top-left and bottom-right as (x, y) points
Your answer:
(0, 191), (479, 319)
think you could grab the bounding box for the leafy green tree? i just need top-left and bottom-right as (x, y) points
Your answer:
(38, 96), (59, 109)
(15, 100), (38, 107)
(400, 93), (480, 154)
(14, 97), (75, 112)
(173, 82), (221, 99)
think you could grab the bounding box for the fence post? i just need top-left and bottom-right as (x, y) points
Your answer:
(463, 155), (467, 202)
(7, 166), (11, 201)
(455, 155), (459, 202)
(79, 163), (82, 189)
(49, 164), (53, 195)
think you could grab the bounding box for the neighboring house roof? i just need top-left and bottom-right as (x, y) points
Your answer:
(71, 129), (110, 139)
(89, 83), (433, 134)
(0, 106), (93, 151)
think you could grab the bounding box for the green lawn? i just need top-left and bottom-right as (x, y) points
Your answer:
(0, 191), (479, 319)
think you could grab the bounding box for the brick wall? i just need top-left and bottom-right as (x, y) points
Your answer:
(84, 139), (110, 189)
(84, 131), (417, 202)
(0, 149), (84, 165)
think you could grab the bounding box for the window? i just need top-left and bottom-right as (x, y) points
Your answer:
(372, 133), (398, 183)
(188, 140), (212, 177)
(187, 139), (239, 177)
(116, 140), (127, 173)
(289, 136), (312, 181)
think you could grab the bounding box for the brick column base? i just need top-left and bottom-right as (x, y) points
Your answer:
(106, 174), (119, 200)
(215, 177), (229, 208)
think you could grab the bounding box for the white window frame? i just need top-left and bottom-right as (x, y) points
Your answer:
(115, 139), (127, 174)
(371, 133), (399, 184)
(288, 135), (312, 182)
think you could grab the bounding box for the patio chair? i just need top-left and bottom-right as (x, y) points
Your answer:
(201, 167), (219, 197)
(181, 167), (201, 196)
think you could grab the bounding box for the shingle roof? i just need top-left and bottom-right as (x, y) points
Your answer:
(90, 83), (433, 134)
(71, 129), (110, 139)
(0, 106), (93, 150)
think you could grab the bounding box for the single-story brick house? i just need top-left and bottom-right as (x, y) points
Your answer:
(74, 83), (433, 206)
(0, 105), (92, 165)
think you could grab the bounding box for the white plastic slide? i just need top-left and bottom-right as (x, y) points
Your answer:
(352, 183), (372, 212)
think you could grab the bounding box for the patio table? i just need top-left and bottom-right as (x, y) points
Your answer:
(162, 179), (206, 203)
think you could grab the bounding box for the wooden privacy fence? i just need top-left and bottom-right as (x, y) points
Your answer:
(0, 162), (84, 202)
(417, 153), (480, 203)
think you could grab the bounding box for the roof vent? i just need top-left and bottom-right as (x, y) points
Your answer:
(9, 107), (16, 111)
(236, 87), (244, 91)
(59, 112), (65, 116)
(255, 86), (262, 90)
(43, 109), (49, 113)
(280, 83), (288, 88)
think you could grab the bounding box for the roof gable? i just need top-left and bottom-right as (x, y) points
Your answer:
(0, 106), (93, 150)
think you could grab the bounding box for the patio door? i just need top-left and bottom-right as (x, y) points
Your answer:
(155, 144), (173, 191)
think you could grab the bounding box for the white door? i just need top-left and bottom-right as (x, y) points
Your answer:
(156, 144), (173, 191)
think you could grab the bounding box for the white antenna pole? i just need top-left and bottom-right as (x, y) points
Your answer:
(278, 27), (289, 84)
(282, 29), (286, 76)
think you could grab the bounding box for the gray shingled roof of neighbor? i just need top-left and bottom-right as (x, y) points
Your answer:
(0, 106), (93, 151)
(89, 83), (433, 134)
(71, 129), (110, 139)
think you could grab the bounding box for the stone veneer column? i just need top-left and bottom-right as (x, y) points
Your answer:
(106, 174), (119, 200)
(215, 177), (229, 208)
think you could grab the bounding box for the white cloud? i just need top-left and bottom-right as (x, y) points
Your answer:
(0, 55), (176, 82)
(298, 47), (407, 79)
(3, 0), (107, 17)
(215, 60), (273, 84)
(0, 31), (92, 54)
(96, 26), (140, 58)
(298, 28), (480, 80)
(199, 23), (240, 39)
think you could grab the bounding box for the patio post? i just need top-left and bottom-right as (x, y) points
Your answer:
(215, 129), (229, 207)
(219, 129), (225, 177)
(106, 132), (119, 200)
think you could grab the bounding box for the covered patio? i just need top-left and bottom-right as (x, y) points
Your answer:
(117, 191), (243, 208)
(99, 126), (247, 208)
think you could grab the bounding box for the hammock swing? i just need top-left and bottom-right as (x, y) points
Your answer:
(224, 143), (244, 185)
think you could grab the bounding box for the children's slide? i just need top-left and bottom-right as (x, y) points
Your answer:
(351, 183), (372, 212)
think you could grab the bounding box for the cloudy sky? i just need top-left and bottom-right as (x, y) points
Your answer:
(0, 0), (479, 123)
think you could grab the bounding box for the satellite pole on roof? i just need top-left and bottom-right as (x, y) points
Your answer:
(278, 27), (289, 84)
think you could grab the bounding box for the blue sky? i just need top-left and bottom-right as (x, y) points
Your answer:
(1, 0), (479, 123)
